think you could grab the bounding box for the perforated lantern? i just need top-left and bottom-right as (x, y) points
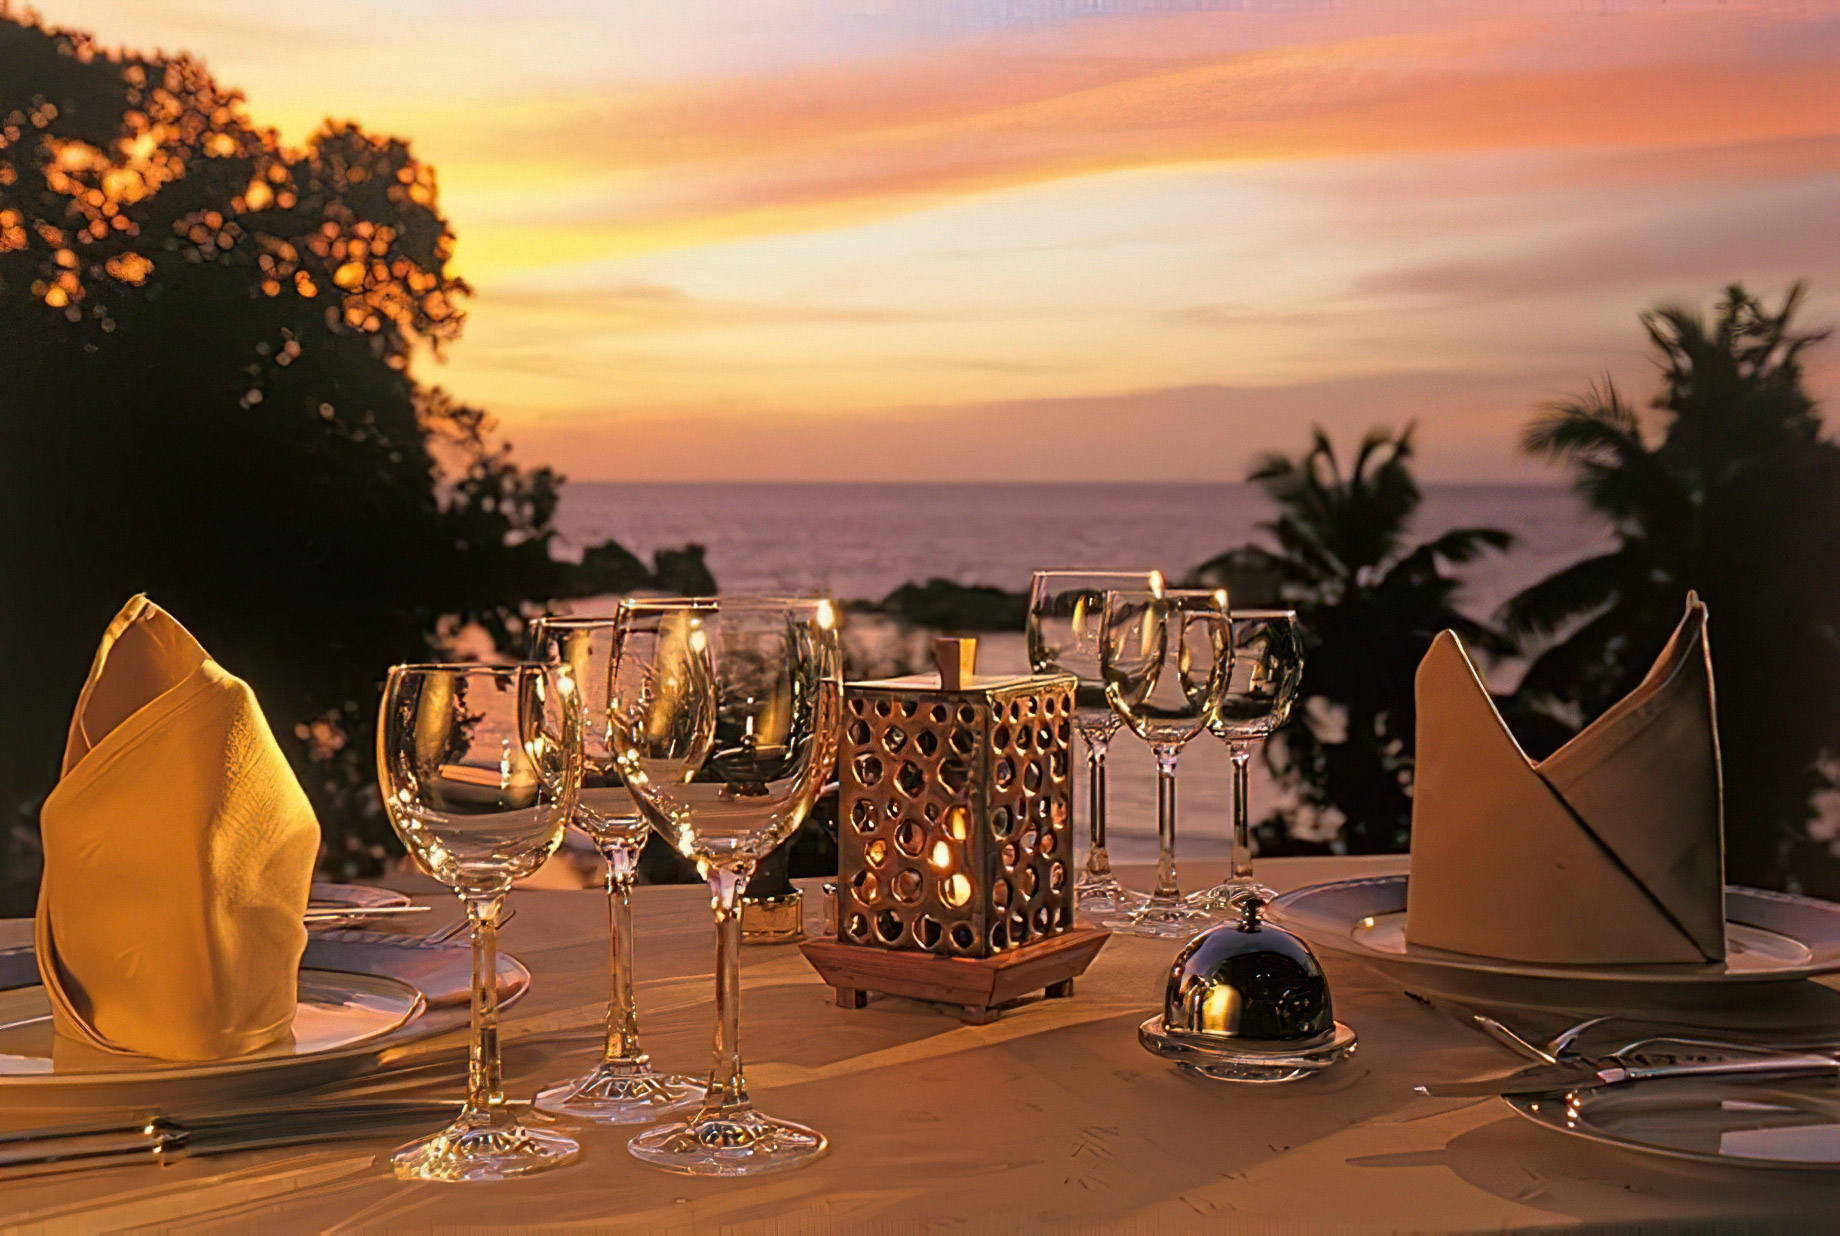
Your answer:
(801, 638), (1107, 1023)
(836, 638), (1079, 958)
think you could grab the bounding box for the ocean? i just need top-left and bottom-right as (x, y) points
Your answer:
(553, 481), (1606, 621)
(553, 481), (1609, 866)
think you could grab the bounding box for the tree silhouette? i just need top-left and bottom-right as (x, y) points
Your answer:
(1503, 284), (1840, 895)
(1189, 425), (1512, 853)
(0, 12), (568, 907)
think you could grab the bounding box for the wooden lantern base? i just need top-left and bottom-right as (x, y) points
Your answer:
(799, 926), (1110, 1025)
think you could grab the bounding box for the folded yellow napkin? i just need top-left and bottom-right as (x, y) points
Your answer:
(35, 596), (320, 1060)
(1405, 594), (1724, 965)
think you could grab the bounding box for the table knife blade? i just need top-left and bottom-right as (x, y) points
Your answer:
(0, 1100), (457, 1179)
(1418, 1053), (1840, 1098)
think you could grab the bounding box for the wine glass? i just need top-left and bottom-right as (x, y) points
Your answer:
(527, 616), (704, 1124)
(1191, 610), (1304, 910)
(1027, 569), (1162, 915)
(376, 662), (583, 1181)
(1098, 588), (1233, 939)
(612, 598), (840, 1176)
(735, 597), (844, 923)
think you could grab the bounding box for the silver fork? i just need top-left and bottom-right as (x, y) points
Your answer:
(1415, 994), (1840, 1070)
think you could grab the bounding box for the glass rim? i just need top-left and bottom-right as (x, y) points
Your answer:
(613, 595), (840, 641)
(528, 613), (619, 629)
(618, 596), (719, 614)
(1030, 568), (1162, 580)
(622, 593), (831, 605)
(384, 660), (539, 676)
(1232, 607), (1298, 621)
(1106, 586), (1228, 603)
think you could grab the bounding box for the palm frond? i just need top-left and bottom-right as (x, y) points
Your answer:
(1418, 525), (1514, 565)
(1495, 549), (1632, 640)
(1522, 383), (1643, 463)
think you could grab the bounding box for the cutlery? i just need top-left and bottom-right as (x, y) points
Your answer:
(302, 904), (433, 924)
(1417, 1053), (1840, 1098)
(0, 1099), (475, 1178)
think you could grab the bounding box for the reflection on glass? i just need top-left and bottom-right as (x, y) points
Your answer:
(377, 662), (581, 1181)
(1099, 588), (1233, 939)
(527, 616), (703, 1124)
(614, 598), (840, 1176)
(1193, 610), (1304, 910)
(1027, 569), (1162, 915)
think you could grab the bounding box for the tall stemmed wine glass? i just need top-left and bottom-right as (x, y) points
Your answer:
(527, 616), (704, 1124)
(612, 598), (840, 1176)
(1192, 610), (1304, 910)
(376, 662), (583, 1181)
(1027, 569), (1162, 914)
(1098, 588), (1233, 939)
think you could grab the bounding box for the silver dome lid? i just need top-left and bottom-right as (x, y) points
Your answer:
(1161, 897), (1335, 1043)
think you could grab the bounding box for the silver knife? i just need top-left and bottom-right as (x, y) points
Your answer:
(1417, 1053), (1840, 1098)
(0, 1100), (458, 1178)
(303, 904), (433, 924)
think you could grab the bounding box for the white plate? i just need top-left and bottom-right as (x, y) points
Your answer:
(0, 935), (529, 1107)
(1507, 1078), (1840, 1171)
(1269, 876), (1840, 1015)
(0, 970), (423, 1078)
(307, 881), (412, 928)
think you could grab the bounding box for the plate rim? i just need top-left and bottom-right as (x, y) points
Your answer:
(0, 933), (532, 1093)
(0, 967), (427, 1086)
(308, 881), (412, 910)
(1267, 875), (1840, 985)
(1503, 1083), (1840, 1172)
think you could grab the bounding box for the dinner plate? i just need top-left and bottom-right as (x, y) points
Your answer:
(307, 881), (412, 928)
(0, 970), (424, 1077)
(1268, 876), (1840, 1015)
(0, 934), (530, 1108)
(1507, 1078), (1840, 1171)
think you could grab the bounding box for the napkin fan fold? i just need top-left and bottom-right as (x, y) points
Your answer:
(35, 596), (320, 1060)
(1405, 594), (1725, 966)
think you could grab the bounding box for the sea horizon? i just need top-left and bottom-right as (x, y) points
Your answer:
(552, 479), (1607, 622)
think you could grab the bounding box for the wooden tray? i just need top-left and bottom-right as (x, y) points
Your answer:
(800, 926), (1110, 1025)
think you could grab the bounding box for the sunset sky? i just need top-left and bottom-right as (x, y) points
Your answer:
(34, 0), (1840, 481)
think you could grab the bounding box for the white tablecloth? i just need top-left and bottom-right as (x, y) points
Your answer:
(3, 855), (1836, 1232)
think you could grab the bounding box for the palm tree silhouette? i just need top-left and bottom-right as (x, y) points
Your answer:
(1503, 284), (1840, 893)
(1191, 424), (1511, 854)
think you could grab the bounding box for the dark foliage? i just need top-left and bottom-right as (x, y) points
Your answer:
(563, 540), (719, 599)
(1503, 284), (1840, 895)
(0, 13), (579, 909)
(1189, 426), (1512, 854)
(877, 578), (1027, 632)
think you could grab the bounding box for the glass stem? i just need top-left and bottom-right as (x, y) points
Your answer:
(601, 841), (645, 1066)
(1230, 743), (1254, 882)
(463, 891), (507, 1117)
(1083, 727), (1112, 878)
(702, 862), (755, 1120)
(1152, 743), (1181, 900)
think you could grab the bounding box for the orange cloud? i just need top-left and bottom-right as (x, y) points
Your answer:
(448, 9), (1840, 267)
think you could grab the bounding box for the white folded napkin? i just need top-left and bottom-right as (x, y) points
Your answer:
(1405, 594), (1724, 965)
(35, 596), (320, 1060)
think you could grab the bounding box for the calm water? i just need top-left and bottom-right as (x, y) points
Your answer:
(554, 481), (1609, 864)
(554, 481), (1605, 622)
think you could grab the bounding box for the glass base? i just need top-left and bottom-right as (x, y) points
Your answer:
(1076, 873), (1146, 917)
(390, 1107), (580, 1182)
(628, 1108), (828, 1177)
(1188, 880), (1278, 911)
(1104, 896), (1220, 940)
(534, 1059), (706, 1125)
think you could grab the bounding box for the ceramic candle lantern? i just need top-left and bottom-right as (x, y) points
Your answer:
(801, 638), (1110, 1023)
